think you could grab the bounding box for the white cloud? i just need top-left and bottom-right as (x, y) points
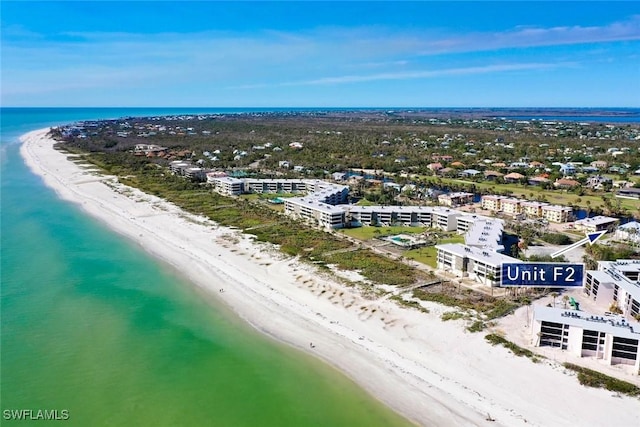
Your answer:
(447, 16), (640, 53)
(2, 15), (638, 105)
(239, 62), (571, 88)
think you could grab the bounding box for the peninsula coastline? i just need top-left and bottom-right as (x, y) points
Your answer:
(20, 127), (640, 427)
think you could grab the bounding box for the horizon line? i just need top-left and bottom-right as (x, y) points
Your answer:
(2, 106), (640, 110)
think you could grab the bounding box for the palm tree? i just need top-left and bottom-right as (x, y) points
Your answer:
(562, 295), (570, 309)
(487, 273), (496, 287)
(551, 292), (559, 308)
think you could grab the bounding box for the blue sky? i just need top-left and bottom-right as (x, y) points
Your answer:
(1, 1), (639, 107)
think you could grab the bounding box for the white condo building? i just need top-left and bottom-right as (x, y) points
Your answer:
(532, 306), (639, 371)
(208, 177), (347, 198)
(207, 178), (509, 243)
(615, 221), (640, 244)
(284, 199), (346, 229)
(208, 176), (244, 195)
(583, 260), (640, 321)
(343, 205), (461, 231)
(458, 215), (505, 253)
(574, 215), (620, 233)
(529, 259), (640, 372)
(435, 243), (518, 286)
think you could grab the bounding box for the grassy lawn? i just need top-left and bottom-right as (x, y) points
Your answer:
(405, 246), (438, 267)
(439, 235), (466, 244)
(404, 235), (465, 268)
(340, 225), (428, 240)
(355, 198), (377, 206)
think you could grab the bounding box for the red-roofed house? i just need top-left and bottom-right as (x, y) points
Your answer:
(484, 170), (504, 181)
(528, 176), (550, 186)
(554, 178), (580, 189)
(503, 172), (525, 183)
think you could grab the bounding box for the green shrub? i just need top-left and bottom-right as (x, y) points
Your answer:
(483, 300), (518, 320)
(563, 363), (640, 397)
(485, 333), (542, 362)
(325, 250), (417, 286)
(540, 233), (573, 245)
(441, 311), (465, 321)
(467, 320), (486, 332)
(390, 296), (429, 314)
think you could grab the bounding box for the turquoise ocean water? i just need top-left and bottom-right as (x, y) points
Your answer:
(0, 108), (411, 426)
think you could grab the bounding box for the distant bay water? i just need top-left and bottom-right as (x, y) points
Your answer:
(0, 108), (410, 427)
(495, 114), (640, 124)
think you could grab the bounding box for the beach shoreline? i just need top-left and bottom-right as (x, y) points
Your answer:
(20, 127), (640, 427)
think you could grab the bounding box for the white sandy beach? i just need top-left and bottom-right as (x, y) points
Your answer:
(21, 128), (640, 427)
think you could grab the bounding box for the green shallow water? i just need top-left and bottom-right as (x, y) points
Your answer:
(0, 108), (412, 426)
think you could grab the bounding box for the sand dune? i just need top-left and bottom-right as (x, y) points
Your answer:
(21, 128), (640, 427)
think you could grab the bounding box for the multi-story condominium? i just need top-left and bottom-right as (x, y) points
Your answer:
(541, 204), (573, 223)
(480, 195), (503, 212)
(431, 208), (463, 231)
(438, 192), (474, 207)
(583, 260), (640, 321)
(284, 198), (345, 229)
(345, 205), (400, 227)
(532, 306), (639, 371)
(574, 215), (620, 233)
(341, 205), (460, 231)
(462, 218), (505, 253)
(615, 221), (640, 244)
(435, 243), (518, 286)
(241, 179), (321, 195)
(456, 214), (482, 234)
(283, 181), (350, 229)
(520, 201), (548, 218)
(184, 167), (206, 182)
(243, 179), (269, 193)
(500, 198), (523, 216)
(456, 214), (502, 234)
(209, 177), (244, 196)
(169, 160), (191, 176)
(481, 194), (576, 222)
(209, 178), (348, 201)
(315, 186), (349, 205)
(206, 177), (503, 235)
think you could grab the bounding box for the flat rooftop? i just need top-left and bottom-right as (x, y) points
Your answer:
(285, 197), (345, 215)
(575, 215), (619, 226)
(435, 243), (517, 266)
(534, 305), (640, 340)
